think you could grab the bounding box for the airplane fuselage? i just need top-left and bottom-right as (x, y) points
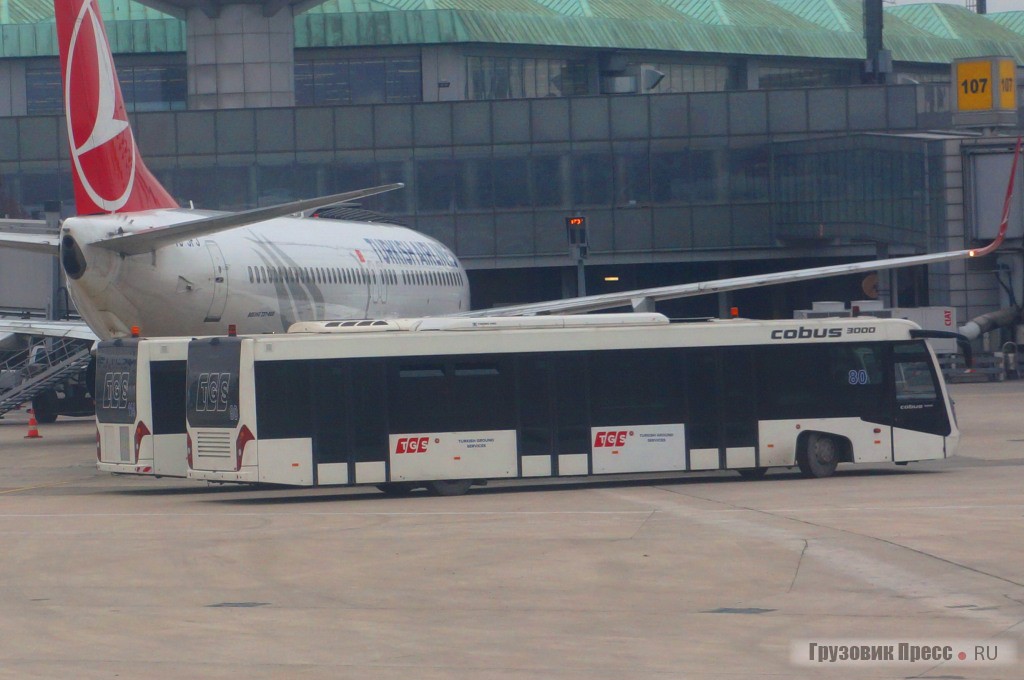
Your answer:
(61, 210), (469, 339)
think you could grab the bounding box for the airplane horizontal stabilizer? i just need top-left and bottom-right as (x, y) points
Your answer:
(0, 319), (98, 341)
(93, 183), (404, 256)
(0, 233), (60, 256)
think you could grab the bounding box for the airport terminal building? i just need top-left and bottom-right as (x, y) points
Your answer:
(2, 0), (1024, 324)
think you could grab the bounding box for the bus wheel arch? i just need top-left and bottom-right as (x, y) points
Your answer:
(797, 431), (848, 478)
(377, 482), (418, 496)
(428, 479), (473, 496)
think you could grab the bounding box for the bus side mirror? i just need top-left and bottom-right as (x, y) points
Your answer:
(909, 329), (973, 369)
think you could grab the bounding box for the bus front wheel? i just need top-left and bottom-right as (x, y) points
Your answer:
(798, 433), (840, 478)
(377, 483), (416, 496)
(428, 480), (473, 496)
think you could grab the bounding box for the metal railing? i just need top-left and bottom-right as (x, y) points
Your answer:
(0, 337), (93, 416)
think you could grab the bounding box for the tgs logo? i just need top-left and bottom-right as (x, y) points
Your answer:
(395, 437), (430, 454)
(594, 431), (631, 448)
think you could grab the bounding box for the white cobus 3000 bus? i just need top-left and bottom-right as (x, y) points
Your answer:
(96, 337), (190, 477)
(185, 314), (958, 495)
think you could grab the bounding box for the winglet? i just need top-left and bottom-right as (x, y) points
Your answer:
(969, 135), (1021, 259)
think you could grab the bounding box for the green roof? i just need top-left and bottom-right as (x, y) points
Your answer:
(665, 0), (824, 31)
(987, 11), (1024, 38)
(888, 3), (1024, 42)
(0, 0), (182, 55)
(2, 0), (1023, 64)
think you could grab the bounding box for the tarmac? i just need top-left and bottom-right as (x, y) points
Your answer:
(0, 382), (1022, 679)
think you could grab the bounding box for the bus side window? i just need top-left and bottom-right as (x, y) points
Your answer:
(451, 360), (514, 432)
(895, 362), (938, 401)
(590, 348), (684, 427)
(391, 361), (449, 433)
(893, 343), (939, 402)
(255, 360), (312, 438)
(151, 361), (187, 435)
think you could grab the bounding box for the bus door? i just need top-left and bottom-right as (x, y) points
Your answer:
(148, 354), (188, 477)
(891, 342), (950, 462)
(516, 353), (590, 477)
(687, 348), (759, 470)
(308, 358), (388, 485)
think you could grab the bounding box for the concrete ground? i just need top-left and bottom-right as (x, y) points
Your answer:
(0, 382), (1021, 679)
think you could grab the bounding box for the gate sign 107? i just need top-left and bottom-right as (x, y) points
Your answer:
(951, 56), (1018, 128)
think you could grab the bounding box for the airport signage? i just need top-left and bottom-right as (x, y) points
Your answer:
(951, 56), (1018, 128)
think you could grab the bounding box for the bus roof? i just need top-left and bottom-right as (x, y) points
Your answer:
(210, 316), (924, 362)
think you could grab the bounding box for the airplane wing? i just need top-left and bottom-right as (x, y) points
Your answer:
(461, 137), (1022, 318)
(0, 319), (98, 342)
(458, 248), (1001, 317)
(0, 232), (60, 256)
(92, 183), (404, 256)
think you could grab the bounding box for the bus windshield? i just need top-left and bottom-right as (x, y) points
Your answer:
(95, 339), (139, 424)
(186, 338), (242, 429)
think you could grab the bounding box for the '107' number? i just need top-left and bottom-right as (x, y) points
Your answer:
(961, 78), (988, 95)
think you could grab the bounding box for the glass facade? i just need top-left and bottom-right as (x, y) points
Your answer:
(772, 135), (931, 248)
(0, 86), (937, 259)
(24, 63), (61, 115)
(758, 65), (852, 89)
(295, 55), (422, 105)
(25, 59), (186, 115)
(645, 63), (734, 94)
(467, 56), (589, 99)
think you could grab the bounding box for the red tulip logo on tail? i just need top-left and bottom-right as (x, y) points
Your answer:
(56, 0), (177, 215)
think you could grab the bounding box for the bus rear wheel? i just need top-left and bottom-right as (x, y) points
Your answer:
(798, 433), (840, 478)
(428, 480), (473, 496)
(31, 390), (60, 424)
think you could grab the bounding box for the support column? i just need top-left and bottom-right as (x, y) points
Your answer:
(187, 4), (295, 110)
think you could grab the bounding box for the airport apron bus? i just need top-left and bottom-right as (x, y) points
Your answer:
(184, 314), (958, 495)
(96, 337), (190, 478)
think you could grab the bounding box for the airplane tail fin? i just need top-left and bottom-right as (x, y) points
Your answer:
(55, 0), (178, 215)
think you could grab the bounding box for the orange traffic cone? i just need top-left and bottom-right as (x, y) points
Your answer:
(24, 408), (42, 439)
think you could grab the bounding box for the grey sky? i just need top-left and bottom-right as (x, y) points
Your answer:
(888, 0), (1023, 12)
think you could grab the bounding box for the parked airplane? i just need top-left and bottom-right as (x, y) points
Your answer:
(0, 0), (1019, 417)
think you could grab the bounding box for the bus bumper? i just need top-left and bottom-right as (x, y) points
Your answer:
(945, 430), (961, 458)
(98, 461), (155, 475)
(187, 467), (260, 484)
